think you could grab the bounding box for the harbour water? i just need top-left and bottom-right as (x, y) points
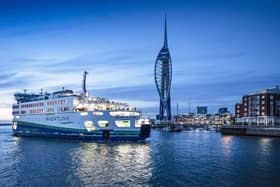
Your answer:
(1, 126), (280, 186)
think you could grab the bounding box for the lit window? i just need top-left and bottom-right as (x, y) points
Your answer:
(135, 119), (149, 127)
(84, 121), (96, 132)
(98, 120), (109, 127)
(61, 107), (69, 112)
(110, 111), (140, 117)
(80, 112), (88, 116)
(115, 120), (130, 128)
(12, 122), (17, 130)
(93, 111), (104, 116)
(135, 120), (142, 127)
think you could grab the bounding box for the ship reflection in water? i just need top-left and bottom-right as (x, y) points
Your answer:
(1, 126), (280, 186)
(70, 143), (152, 186)
(1, 132), (152, 186)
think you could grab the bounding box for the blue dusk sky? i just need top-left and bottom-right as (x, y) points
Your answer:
(0, 0), (280, 120)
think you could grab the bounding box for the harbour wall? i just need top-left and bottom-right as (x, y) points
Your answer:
(221, 125), (280, 137)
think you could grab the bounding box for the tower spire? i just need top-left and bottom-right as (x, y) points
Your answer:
(164, 14), (168, 48)
(155, 15), (172, 121)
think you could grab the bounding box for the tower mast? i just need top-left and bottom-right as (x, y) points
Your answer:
(82, 71), (88, 97)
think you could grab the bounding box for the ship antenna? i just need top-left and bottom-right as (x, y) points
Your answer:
(82, 71), (88, 97)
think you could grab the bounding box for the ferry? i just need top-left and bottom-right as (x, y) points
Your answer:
(11, 72), (150, 141)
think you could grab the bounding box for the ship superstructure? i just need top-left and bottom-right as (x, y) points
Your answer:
(12, 72), (150, 141)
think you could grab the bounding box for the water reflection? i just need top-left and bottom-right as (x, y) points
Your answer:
(4, 136), (152, 186)
(70, 143), (152, 186)
(221, 135), (233, 157)
(259, 137), (272, 150)
(2, 126), (280, 187)
(257, 138), (273, 163)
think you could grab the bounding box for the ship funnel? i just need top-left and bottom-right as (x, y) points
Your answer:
(82, 71), (88, 97)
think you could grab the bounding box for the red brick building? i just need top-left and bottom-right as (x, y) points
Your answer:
(235, 86), (280, 126)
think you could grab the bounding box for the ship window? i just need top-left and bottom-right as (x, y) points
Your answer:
(98, 120), (109, 127)
(47, 108), (54, 113)
(135, 119), (149, 127)
(80, 112), (88, 116)
(12, 122), (17, 130)
(110, 111), (140, 117)
(84, 121), (96, 132)
(12, 111), (20, 115)
(61, 107), (69, 112)
(115, 120), (130, 128)
(135, 120), (142, 127)
(93, 111), (103, 116)
(12, 105), (19, 109)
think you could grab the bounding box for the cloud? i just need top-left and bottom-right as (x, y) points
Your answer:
(1, 48), (279, 120)
(12, 57), (56, 63)
(0, 73), (16, 80)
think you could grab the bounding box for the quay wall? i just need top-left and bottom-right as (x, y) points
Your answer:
(221, 125), (280, 137)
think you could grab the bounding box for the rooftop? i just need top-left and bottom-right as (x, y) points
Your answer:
(246, 86), (280, 96)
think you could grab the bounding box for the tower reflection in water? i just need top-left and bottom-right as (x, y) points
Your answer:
(70, 143), (152, 186)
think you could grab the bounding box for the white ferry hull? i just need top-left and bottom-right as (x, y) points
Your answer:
(12, 112), (150, 141)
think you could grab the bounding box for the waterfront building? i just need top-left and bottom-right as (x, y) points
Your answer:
(172, 112), (233, 126)
(235, 86), (280, 126)
(218, 107), (229, 114)
(154, 16), (172, 121)
(197, 106), (207, 115)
